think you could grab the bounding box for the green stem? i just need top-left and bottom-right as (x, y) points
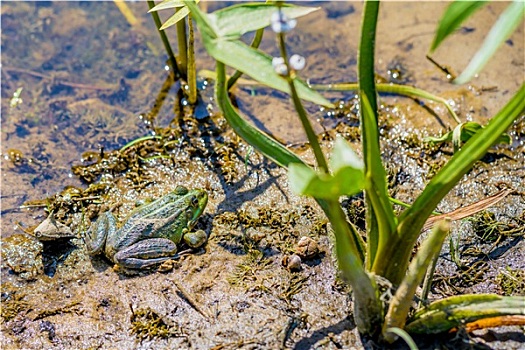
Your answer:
(382, 220), (450, 343)
(357, 1), (384, 269)
(312, 82), (461, 124)
(277, 31), (329, 173)
(187, 14), (197, 105)
(327, 199), (381, 336)
(176, 9), (188, 78)
(147, 0), (181, 78)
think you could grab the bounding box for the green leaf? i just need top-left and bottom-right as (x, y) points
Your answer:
(215, 39), (332, 107)
(429, 1), (487, 53)
(423, 122), (512, 149)
(454, 1), (525, 84)
(383, 220), (450, 343)
(288, 162), (364, 199)
(208, 3), (318, 38)
(159, 7), (190, 30)
(289, 138), (365, 199)
(406, 294), (525, 334)
(148, 0), (185, 13)
(361, 93), (397, 250)
(331, 136), (364, 173)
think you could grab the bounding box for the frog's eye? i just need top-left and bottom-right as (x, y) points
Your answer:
(191, 196), (199, 207)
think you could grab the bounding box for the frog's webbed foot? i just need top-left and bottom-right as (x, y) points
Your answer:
(85, 212), (116, 256)
(113, 238), (178, 269)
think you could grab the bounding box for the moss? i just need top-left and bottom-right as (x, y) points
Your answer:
(130, 306), (182, 341)
(469, 211), (521, 243)
(496, 268), (525, 296)
(0, 284), (29, 322)
(227, 249), (272, 289)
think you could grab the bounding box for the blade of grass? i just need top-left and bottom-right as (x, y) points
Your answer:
(361, 93), (397, 268)
(454, 1), (524, 84)
(429, 1), (487, 53)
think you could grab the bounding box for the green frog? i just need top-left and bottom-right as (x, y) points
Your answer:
(85, 186), (208, 269)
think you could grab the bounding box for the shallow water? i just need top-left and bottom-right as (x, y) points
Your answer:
(1, 2), (524, 349)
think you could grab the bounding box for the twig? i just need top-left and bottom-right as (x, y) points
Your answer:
(422, 189), (512, 231)
(172, 280), (211, 321)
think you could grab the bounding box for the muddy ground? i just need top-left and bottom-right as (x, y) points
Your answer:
(1, 2), (524, 349)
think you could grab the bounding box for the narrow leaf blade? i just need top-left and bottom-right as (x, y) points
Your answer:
(148, 0), (186, 13)
(209, 3), (319, 37)
(159, 7), (190, 30)
(454, 1), (525, 84)
(429, 1), (487, 53)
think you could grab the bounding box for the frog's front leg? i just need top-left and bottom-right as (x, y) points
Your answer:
(85, 212), (117, 255)
(113, 238), (178, 269)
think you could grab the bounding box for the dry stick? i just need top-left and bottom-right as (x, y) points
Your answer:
(422, 189), (512, 231)
(172, 280), (211, 321)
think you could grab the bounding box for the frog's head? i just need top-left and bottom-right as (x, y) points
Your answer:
(184, 188), (208, 229)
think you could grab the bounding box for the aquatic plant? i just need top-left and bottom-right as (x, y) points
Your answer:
(153, 0), (525, 345)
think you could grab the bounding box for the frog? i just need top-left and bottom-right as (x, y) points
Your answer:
(84, 186), (208, 269)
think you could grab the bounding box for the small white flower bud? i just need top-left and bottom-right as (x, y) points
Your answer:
(289, 54), (306, 71)
(272, 57), (288, 76)
(270, 11), (297, 33)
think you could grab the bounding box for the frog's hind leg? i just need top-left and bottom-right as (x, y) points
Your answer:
(85, 212), (116, 255)
(113, 238), (178, 269)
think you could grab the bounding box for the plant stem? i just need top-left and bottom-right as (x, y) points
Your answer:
(382, 220), (450, 343)
(176, 9), (188, 78)
(147, 0), (181, 78)
(327, 199), (381, 336)
(187, 14), (197, 105)
(277, 32), (329, 173)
